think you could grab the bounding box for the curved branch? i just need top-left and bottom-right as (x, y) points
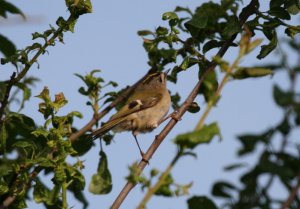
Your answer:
(110, 1), (259, 208)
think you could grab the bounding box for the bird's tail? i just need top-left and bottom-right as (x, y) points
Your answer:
(90, 117), (127, 140)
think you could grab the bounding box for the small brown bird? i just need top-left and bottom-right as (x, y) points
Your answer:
(91, 71), (171, 157)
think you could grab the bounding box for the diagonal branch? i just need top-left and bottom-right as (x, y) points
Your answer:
(110, 1), (259, 208)
(280, 174), (300, 209)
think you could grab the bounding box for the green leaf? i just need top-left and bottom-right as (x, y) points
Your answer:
(174, 122), (221, 149)
(222, 15), (242, 38)
(257, 32), (278, 59)
(150, 168), (159, 177)
(0, 0), (25, 18)
(155, 174), (174, 197)
(187, 196), (218, 209)
(162, 12), (179, 21)
(156, 26), (168, 36)
(203, 40), (223, 54)
(89, 151), (112, 194)
(184, 14), (208, 38)
(31, 127), (49, 138)
(65, 0), (92, 16)
(232, 67), (273, 79)
(285, 0), (300, 14)
(285, 26), (300, 38)
(270, 0), (284, 9)
(174, 6), (192, 15)
(187, 102), (200, 113)
(276, 117), (291, 136)
(0, 34), (16, 57)
(36, 87), (51, 103)
(71, 136), (95, 156)
(53, 92), (68, 111)
(171, 92), (181, 109)
(212, 181), (236, 198)
(198, 70), (218, 102)
(14, 82), (32, 111)
(126, 162), (148, 185)
(33, 179), (50, 204)
(179, 57), (199, 71)
(273, 85), (294, 107)
(269, 7), (291, 20)
(224, 163), (247, 171)
(137, 30), (154, 36)
(0, 180), (9, 195)
(237, 129), (274, 156)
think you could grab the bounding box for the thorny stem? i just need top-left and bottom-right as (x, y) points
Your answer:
(110, 1), (259, 208)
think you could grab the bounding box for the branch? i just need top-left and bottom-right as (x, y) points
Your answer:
(0, 166), (42, 209)
(280, 174), (300, 209)
(0, 72), (16, 123)
(110, 1), (259, 208)
(137, 150), (182, 209)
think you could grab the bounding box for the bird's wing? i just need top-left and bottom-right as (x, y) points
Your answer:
(90, 92), (162, 140)
(110, 91), (163, 120)
(91, 117), (127, 140)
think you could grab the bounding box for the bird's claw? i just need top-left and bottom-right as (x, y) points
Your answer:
(170, 111), (181, 122)
(140, 151), (149, 164)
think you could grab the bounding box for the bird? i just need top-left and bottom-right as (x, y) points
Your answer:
(91, 70), (171, 158)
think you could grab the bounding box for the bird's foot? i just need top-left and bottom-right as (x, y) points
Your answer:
(170, 111), (181, 122)
(140, 151), (149, 164)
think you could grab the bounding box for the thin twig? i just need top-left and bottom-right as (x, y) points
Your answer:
(279, 175), (300, 209)
(0, 72), (16, 124)
(0, 166), (42, 209)
(110, 1), (259, 208)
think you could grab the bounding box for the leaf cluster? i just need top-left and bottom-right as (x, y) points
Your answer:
(211, 39), (300, 209)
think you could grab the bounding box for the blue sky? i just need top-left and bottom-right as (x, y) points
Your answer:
(1, 1), (296, 208)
